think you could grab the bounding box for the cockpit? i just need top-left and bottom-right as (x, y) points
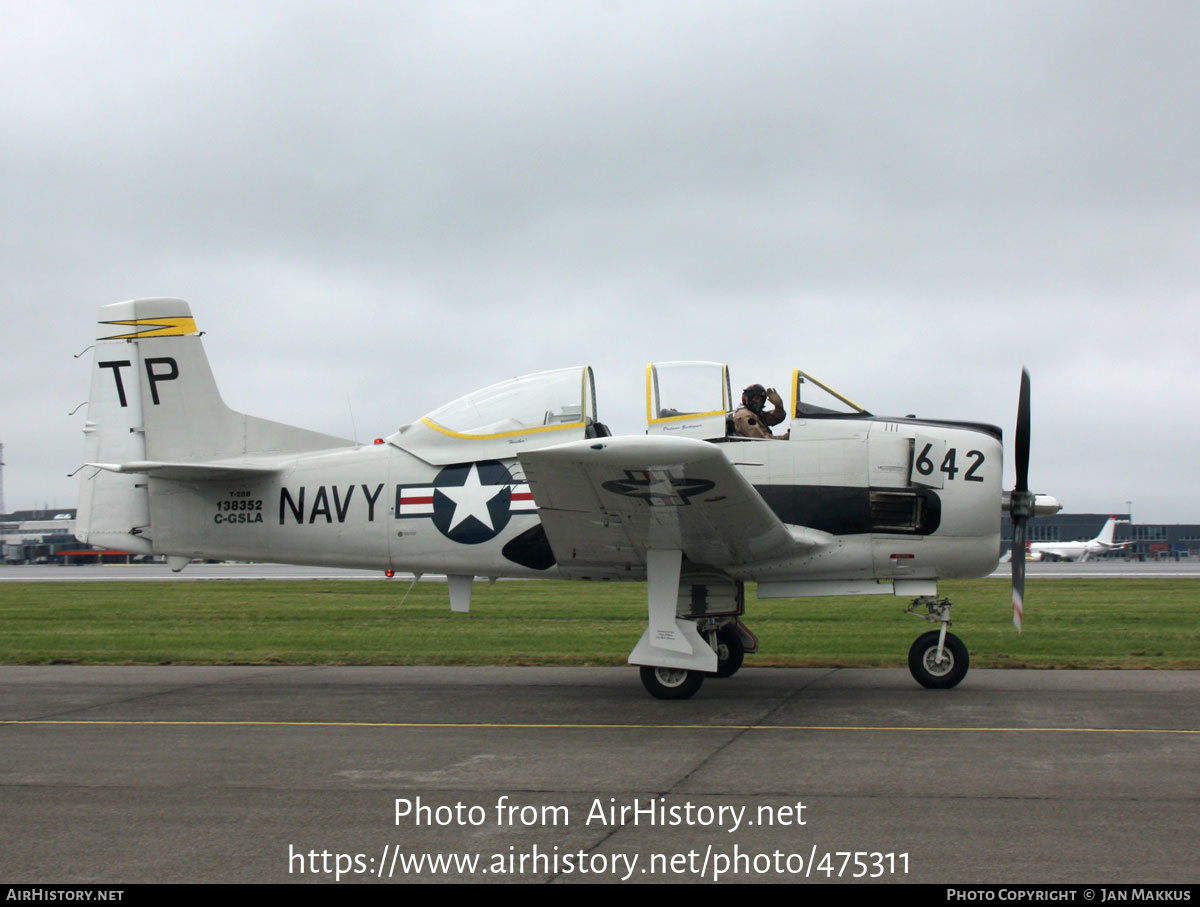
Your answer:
(388, 361), (872, 464)
(645, 361), (870, 441)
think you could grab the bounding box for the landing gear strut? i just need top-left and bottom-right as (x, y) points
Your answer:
(905, 596), (969, 689)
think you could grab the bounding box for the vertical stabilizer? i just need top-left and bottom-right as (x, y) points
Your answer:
(76, 299), (352, 553)
(1095, 517), (1119, 547)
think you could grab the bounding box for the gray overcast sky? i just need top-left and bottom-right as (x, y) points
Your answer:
(2, 0), (1198, 521)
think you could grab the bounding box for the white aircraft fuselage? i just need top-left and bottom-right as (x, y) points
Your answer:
(139, 422), (1003, 584)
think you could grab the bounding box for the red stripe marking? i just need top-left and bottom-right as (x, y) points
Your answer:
(401, 495), (435, 505)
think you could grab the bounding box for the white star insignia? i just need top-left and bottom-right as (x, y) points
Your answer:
(438, 463), (504, 532)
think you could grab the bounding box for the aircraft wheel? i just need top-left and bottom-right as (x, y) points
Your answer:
(639, 665), (704, 700)
(908, 631), (969, 689)
(710, 628), (745, 678)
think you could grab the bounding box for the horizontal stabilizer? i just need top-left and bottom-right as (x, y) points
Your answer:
(87, 460), (281, 481)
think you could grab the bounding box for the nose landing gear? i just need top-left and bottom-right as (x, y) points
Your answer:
(905, 596), (970, 689)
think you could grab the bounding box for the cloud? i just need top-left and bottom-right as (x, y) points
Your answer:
(2, 0), (1197, 521)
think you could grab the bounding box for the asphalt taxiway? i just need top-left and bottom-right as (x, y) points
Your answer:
(2, 665), (1197, 884)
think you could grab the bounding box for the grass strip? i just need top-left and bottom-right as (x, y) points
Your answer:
(1, 578), (1196, 668)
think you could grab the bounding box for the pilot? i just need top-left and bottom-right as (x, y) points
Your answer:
(733, 384), (789, 439)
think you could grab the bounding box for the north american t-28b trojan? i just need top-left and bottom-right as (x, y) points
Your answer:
(76, 299), (1059, 698)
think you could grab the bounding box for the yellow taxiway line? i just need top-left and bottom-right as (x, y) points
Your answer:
(2, 719), (1197, 734)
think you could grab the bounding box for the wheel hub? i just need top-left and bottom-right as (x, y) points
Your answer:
(923, 647), (954, 676)
(655, 667), (688, 687)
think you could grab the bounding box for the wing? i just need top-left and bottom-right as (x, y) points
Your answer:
(518, 435), (829, 578)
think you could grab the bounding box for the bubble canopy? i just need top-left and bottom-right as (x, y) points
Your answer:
(388, 366), (600, 464)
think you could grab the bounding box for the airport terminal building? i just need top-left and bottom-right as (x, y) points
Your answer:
(0, 509), (82, 564)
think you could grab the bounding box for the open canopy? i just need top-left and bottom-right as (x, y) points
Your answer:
(389, 366), (602, 465)
(645, 361), (732, 440)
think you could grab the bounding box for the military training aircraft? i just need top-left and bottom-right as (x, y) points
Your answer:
(1020, 516), (1130, 562)
(76, 299), (1060, 699)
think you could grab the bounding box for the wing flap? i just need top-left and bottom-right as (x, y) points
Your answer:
(519, 436), (819, 577)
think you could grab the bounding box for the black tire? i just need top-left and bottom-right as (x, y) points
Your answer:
(639, 665), (705, 700)
(908, 630), (969, 689)
(710, 628), (745, 678)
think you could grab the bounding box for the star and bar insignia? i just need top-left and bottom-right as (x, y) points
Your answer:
(600, 469), (715, 507)
(396, 460), (537, 544)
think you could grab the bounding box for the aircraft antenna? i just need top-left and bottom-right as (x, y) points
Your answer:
(0, 442), (6, 515)
(346, 395), (359, 447)
(396, 573), (423, 607)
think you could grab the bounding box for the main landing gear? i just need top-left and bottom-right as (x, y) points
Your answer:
(637, 620), (748, 700)
(632, 550), (752, 700)
(905, 596), (970, 689)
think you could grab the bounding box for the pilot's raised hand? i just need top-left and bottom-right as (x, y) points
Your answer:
(766, 387), (783, 408)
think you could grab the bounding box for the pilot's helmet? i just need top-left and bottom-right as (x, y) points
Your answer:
(742, 384), (767, 413)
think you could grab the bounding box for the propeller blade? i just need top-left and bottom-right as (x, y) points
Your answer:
(1015, 368), (1031, 494)
(1010, 368), (1033, 632)
(1011, 518), (1026, 632)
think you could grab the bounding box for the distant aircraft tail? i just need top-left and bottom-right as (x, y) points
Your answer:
(75, 298), (351, 553)
(1094, 516), (1123, 547)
